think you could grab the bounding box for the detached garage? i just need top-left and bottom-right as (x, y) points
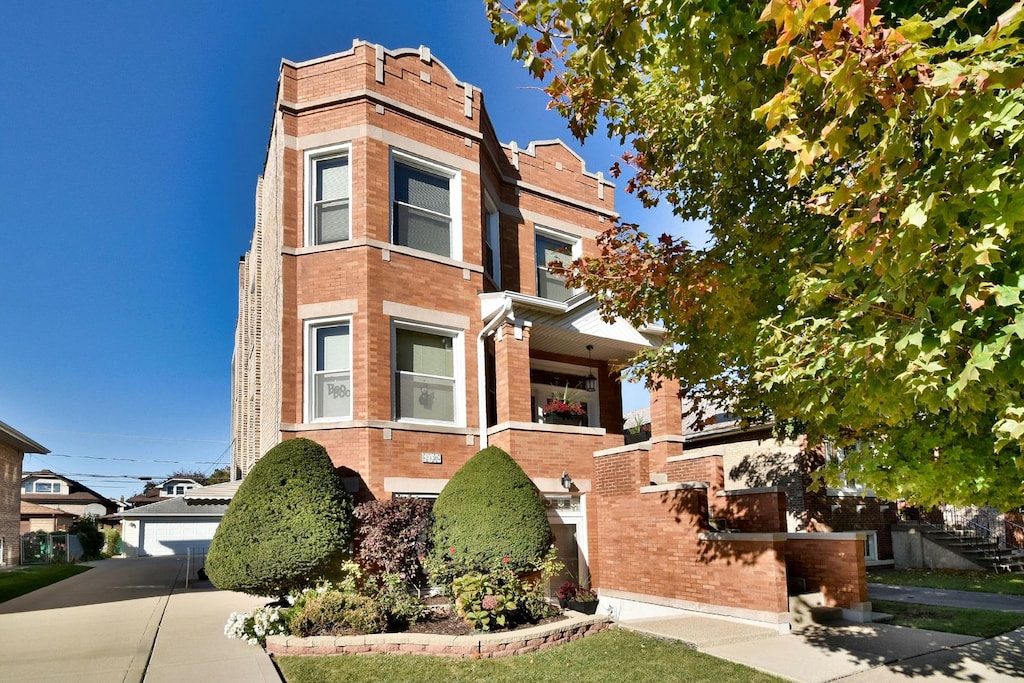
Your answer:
(119, 481), (239, 557)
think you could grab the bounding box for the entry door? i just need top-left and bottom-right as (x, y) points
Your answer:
(550, 523), (582, 595)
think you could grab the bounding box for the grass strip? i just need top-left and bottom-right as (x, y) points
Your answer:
(276, 629), (784, 683)
(0, 564), (91, 603)
(872, 599), (1024, 639)
(867, 569), (1024, 596)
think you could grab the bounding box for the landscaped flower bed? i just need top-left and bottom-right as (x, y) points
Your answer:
(265, 611), (610, 658)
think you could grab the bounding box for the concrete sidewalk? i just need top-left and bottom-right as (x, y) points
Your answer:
(869, 583), (1024, 613)
(618, 583), (1024, 682)
(144, 582), (281, 683)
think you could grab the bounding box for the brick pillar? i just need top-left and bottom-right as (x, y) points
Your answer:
(494, 321), (533, 423)
(649, 377), (684, 470)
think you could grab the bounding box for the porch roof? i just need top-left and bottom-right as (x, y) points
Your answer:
(480, 291), (664, 362)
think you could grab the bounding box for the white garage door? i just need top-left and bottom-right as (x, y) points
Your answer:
(139, 519), (221, 557)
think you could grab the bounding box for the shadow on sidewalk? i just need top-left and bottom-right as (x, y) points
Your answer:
(798, 622), (1024, 680)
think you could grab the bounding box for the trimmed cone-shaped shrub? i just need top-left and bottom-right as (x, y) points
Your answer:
(428, 447), (550, 586)
(206, 438), (353, 597)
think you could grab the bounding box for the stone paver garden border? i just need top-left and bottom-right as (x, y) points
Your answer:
(266, 611), (611, 658)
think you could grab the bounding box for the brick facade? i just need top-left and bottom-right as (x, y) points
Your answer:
(0, 421), (48, 566)
(0, 443), (22, 566)
(232, 42), (627, 502)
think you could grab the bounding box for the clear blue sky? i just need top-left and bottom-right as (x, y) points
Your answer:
(0, 1), (697, 501)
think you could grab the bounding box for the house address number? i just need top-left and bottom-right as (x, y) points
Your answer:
(421, 452), (443, 464)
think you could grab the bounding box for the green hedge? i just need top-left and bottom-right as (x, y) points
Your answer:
(206, 438), (353, 597)
(428, 447), (550, 586)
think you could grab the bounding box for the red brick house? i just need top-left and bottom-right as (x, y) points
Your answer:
(0, 420), (48, 566)
(231, 41), (871, 629)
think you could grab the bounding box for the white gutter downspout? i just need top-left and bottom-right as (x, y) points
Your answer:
(477, 298), (514, 450)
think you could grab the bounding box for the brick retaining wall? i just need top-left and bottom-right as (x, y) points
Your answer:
(266, 612), (610, 658)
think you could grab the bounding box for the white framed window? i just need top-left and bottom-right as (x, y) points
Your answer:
(863, 531), (879, 561)
(484, 195), (501, 286)
(391, 151), (460, 259)
(393, 322), (462, 425)
(306, 145), (351, 245)
(305, 319), (353, 422)
(535, 227), (580, 302)
(31, 482), (60, 493)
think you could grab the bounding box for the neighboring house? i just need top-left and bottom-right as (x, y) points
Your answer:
(624, 406), (897, 567)
(0, 421), (48, 566)
(229, 41), (873, 629)
(126, 477), (203, 508)
(22, 470), (120, 520)
(119, 480), (241, 557)
(20, 500), (77, 533)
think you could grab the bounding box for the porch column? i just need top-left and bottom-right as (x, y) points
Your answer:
(494, 321), (533, 423)
(649, 377), (684, 470)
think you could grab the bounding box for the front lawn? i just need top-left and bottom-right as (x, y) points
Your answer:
(276, 629), (784, 683)
(0, 564), (91, 603)
(872, 599), (1024, 638)
(867, 569), (1024, 596)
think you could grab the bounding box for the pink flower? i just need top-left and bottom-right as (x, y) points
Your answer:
(502, 556), (510, 564)
(448, 547), (456, 554)
(482, 595), (498, 610)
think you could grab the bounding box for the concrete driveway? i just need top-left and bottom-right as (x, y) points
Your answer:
(0, 557), (183, 682)
(0, 557), (278, 683)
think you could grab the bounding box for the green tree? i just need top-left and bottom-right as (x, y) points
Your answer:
(205, 438), (353, 597)
(206, 467), (231, 485)
(489, 0), (1024, 508)
(428, 447), (550, 588)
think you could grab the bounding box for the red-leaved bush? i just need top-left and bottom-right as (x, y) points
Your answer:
(353, 498), (432, 579)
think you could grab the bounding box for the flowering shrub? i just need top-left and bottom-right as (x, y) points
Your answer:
(451, 547), (562, 631)
(452, 571), (519, 631)
(223, 570), (429, 645)
(224, 606), (288, 647)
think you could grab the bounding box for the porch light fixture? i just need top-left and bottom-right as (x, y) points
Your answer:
(561, 471), (573, 490)
(584, 344), (597, 392)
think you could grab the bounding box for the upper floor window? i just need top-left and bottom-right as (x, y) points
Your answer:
(535, 229), (579, 301)
(391, 152), (459, 258)
(307, 146), (351, 245)
(24, 481), (61, 494)
(484, 196), (501, 286)
(394, 324), (460, 424)
(307, 320), (352, 421)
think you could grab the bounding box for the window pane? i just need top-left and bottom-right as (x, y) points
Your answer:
(394, 204), (450, 257)
(396, 372), (455, 422)
(538, 268), (572, 301)
(317, 156), (349, 202)
(316, 325), (350, 372)
(536, 234), (574, 301)
(315, 370), (352, 419)
(396, 330), (453, 376)
(485, 211), (500, 280)
(316, 200), (350, 243)
(536, 235), (573, 268)
(36, 482), (52, 493)
(312, 324), (352, 420)
(395, 162), (449, 215)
